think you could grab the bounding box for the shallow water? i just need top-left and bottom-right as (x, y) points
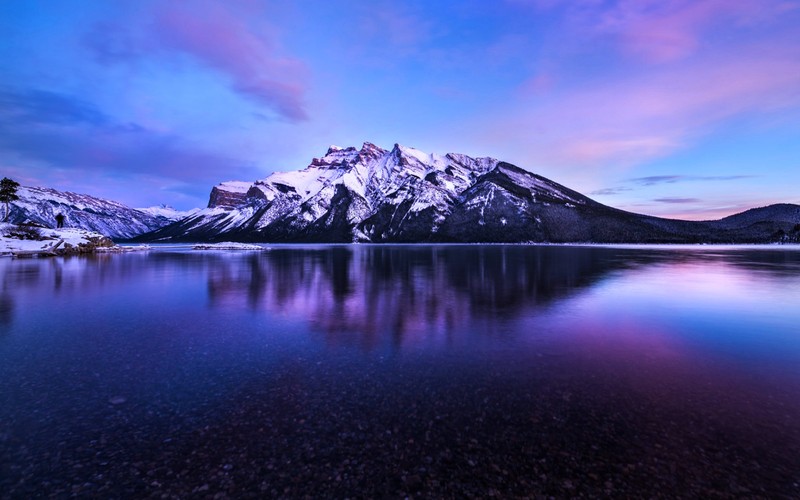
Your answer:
(1, 245), (800, 497)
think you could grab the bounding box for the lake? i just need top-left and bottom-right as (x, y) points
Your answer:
(1, 245), (799, 497)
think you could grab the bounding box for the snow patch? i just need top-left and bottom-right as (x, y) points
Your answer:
(216, 181), (252, 193)
(396, 144), (432, 164)
(0, 224), (115, 256)
(192, 242), (264, 250)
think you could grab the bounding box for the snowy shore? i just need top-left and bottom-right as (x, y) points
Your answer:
(0, 223), (119, 257)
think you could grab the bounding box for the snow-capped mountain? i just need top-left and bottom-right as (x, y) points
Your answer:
(137, 142), (800, 244)
(136, 204), (199, 221)
(8, 186), (188, 240)
(141, 142), (503, 242)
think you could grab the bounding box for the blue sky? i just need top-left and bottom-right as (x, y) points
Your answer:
(1, 0), (798, 218)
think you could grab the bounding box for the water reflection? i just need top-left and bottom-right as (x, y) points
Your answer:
(0, 246), (800, 345)
(0, 293), (12, 328)
(2, 246), (800, 497)
(201, 245), (800, 351)
(203, 247), (623, 347)
(3, 246), (800, 347)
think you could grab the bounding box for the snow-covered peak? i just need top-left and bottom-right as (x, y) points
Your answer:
(185, 142), (506, 237)
(391, 143), (431, 164)
(145, 141), (646, 243)
(310, 145), (359, 168)
(216, 181), (252, 193)
(137, 204), (199, 220)
(360, 141), (385, 154)
(238, 142), (501, 207)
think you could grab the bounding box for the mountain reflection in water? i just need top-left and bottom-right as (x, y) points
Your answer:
(205, 246), (625, 348)
(202, 245), (800, 350)
(2, 245), (800, 497)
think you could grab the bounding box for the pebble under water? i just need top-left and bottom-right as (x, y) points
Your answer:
(1, 245), (800, 498)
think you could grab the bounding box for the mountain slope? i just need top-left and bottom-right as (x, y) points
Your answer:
(135, 143), (800, 244)
(8, 186), (187, 240)
(705, 204), (800, 243)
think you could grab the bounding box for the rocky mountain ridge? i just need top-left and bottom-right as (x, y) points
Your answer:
(8, 186), (192, 239)
(135, 142), (800, 244)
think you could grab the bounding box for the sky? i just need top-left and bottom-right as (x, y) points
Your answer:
(1, 0), (799, 218)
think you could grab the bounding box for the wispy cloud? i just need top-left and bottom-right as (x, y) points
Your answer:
(0, 87), (259, 203)
(153, 2), (307, 121)
(0, 88), (110, 127)
(512, 0), (799, 63)
(628, 175), (682, 186)
(593, 0), (786, 63)
(588, 186), (633, 196)
(590, 174), (755, 198)
(496, 47), (800, 169)
(653, 197), (700, 204)
(83, 22), (144, 65)
(629, 175), (755, 186)
(618, 197), (796, 221)
(491, 0), (800, 170)
(83, 1), (309, 122)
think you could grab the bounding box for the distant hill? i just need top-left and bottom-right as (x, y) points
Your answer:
(702, 204), (800, 243)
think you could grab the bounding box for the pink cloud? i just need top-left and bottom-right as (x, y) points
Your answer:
(152, 2), (308, 121)
(514, 0), (799, 63)
(481, 0), (800, 189)
(599, 0), (789, 63)
(621, 196), (799, 221)
(555, 136), (680, 165)
(505, 42), (800, 167)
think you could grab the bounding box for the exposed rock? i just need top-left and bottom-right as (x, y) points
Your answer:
(207, 182), (251, 209)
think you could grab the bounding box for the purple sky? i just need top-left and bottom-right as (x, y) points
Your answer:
(1, 0), (799, 218)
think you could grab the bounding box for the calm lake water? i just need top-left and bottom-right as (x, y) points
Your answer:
(1, 245), (800, 497)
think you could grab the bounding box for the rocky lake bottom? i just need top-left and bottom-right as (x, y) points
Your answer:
(1, 245), (799, 498)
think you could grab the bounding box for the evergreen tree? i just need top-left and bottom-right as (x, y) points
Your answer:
(0, 177), (20, 222)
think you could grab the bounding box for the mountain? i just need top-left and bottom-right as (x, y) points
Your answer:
(706, 204), (800, 243)
(135, 142), (800, 244)
(8, 186), (189, 240)
(136, 204), (199, 221)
